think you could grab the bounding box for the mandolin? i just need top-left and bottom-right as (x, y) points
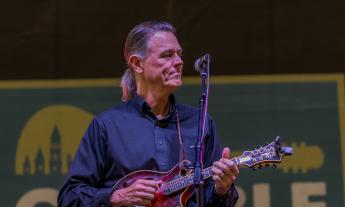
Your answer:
(112, 136), (293, 207)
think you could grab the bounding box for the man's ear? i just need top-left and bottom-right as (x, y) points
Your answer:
(128, 55), (144, 73)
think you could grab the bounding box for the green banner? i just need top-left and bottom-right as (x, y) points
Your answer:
(1, 74), (344, 207)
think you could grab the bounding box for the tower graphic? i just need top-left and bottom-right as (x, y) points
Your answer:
(21, 126), (68, 175)
(23, 155), (31, 175)
(50, 126), (62, 174)
(35, 148), (45, 175)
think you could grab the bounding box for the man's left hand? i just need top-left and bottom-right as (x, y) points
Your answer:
(211, 147), (239, 195)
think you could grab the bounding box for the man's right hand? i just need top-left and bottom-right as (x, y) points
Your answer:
(110, 179), (162, 207)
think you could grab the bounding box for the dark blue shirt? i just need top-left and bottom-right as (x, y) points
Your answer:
(58, 94), (238, 206)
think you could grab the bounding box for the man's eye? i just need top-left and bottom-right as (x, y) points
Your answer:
(161, 53), (173, 58)
(161, 51), (182, 59)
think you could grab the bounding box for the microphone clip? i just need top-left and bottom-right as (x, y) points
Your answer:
(194, 54), (211, 77)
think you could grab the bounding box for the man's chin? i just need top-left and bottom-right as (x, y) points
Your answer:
(166, 80), (182, 87)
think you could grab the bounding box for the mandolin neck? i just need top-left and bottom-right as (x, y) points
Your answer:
(162, 157), (241, 195)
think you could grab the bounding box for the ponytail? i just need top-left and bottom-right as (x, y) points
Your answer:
(120, 68), (136, 102)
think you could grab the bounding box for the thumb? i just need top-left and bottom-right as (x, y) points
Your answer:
(222, 147), (231, 159)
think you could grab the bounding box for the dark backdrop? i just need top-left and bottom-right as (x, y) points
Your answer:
(1, 0), (345, 79)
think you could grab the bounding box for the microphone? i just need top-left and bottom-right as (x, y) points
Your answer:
(194, 54), (211, 77)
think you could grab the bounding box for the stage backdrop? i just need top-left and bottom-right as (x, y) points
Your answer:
(1, 74), (344, 207)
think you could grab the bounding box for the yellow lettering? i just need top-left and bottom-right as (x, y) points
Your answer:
(253, 183), (270, 207)
(16, 188), (58, 207)
(291, 182), (326, 207)
(235, 186), (247, 207)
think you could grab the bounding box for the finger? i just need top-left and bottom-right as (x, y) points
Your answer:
(129, 197), (151, 206)
(136, 179), (158, 186)
(136, 179), (161, 189)
(216, 169), (233, 182)
(135, 185), (157, 194)
(213, 174), (232, 186)
(133, 191), (155, 201)
(127, 197), (141, 206)
(212, 168), (235, 186)
(222, 147), (230, 159)
(224, 160), (239, 176)
(214, 160), (229, 172)
(132, 181), (157, 195)
(223, 168), (232, 176)
(231, 165), (240, 176)
(212, 175), (222, 183)
(140, 199), (152, 206)
(131, 181), (157, 195)
(212, 166), (225, 177)
(222, 159), (239, 175)
(213, 174), (234, 193)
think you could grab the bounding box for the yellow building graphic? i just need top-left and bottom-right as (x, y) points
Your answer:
(15, 104), (93, 175)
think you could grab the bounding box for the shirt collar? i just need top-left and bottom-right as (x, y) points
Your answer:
(130, 93), (176, 120)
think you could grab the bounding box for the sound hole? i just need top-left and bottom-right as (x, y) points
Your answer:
(180, 169), (188, 176)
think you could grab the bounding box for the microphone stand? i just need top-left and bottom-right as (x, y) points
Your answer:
(193, 54), (210, 207)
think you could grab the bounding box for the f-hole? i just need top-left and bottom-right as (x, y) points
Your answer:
(179, 169), (188, 176)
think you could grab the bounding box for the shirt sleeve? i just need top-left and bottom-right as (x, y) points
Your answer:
(57, 118), (112, 207)
(202, 116), (239, 207)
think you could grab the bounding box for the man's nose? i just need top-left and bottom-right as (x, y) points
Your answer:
(173, 54), (183, 68)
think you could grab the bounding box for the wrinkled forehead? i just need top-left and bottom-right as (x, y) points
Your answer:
(146, 31), (182, 53)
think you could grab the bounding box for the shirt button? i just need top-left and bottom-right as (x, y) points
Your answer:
(159, 140), (163, 145)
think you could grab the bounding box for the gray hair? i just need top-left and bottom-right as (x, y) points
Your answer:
(121, 20), (177, 101)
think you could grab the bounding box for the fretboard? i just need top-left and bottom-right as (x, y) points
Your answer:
(162, 157), (242, 195)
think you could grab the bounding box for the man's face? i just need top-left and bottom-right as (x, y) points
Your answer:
(140, 31), (183, 92)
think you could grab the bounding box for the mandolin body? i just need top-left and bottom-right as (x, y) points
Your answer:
(112, 160), (194, 207)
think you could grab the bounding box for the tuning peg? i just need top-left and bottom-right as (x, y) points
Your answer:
(272, 164), (277, 169)
(281, 146), (294, 155)
(275, 136), (281, 143)
(258, 165), (263, 170)
(265, 164), (270, 168)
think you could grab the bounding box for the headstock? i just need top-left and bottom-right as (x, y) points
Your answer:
(236, 136), (293, 170)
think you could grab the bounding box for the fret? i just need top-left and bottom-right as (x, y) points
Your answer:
(172, 181), (177, 190)
(182, 177), (187, 186)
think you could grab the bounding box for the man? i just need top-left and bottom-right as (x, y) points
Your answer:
(58, 20), (239, 207)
